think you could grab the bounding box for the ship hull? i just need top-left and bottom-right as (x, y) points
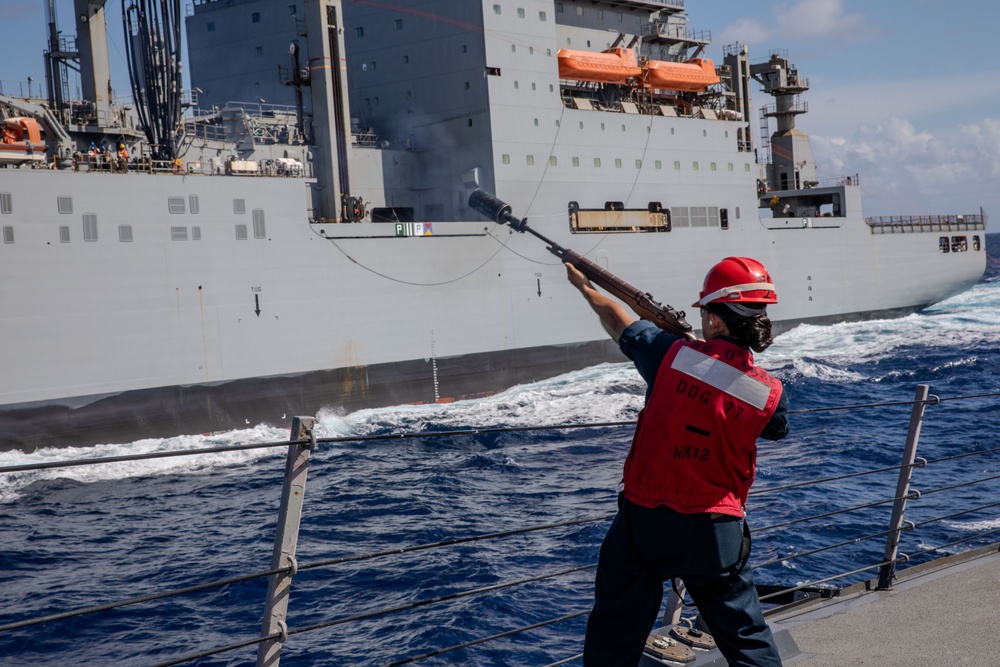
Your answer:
(0, 300), (951, 452)
(0, 170), (985, 451)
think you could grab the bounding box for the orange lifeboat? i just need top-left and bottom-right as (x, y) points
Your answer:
(643, 58), (720, 92)
(557, 47), (643, 85)
(0, 117), (46, 164)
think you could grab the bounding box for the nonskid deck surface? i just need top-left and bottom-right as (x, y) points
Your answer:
(776, 548), (1000, 666)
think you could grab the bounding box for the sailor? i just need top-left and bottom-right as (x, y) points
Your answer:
(566, 257), (789, 667)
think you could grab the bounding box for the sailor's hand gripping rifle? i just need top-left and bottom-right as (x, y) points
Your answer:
(469, 189), (694, 340)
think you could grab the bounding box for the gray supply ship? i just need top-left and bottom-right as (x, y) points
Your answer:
(0, 0), (987, 452)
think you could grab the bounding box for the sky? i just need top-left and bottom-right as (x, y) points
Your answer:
(1, 0), (999, 231)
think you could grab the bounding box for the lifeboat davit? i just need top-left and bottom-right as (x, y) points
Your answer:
(643, 58), (720, 92)
(0, 117), (46, 164)
(557, 47), (643, 84)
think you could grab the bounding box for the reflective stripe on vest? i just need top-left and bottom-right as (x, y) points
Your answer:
(671, 346), (771, 410)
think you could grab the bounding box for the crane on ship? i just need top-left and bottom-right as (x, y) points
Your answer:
(45, 1), (183, 161)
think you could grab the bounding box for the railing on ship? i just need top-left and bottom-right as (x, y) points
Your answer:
(1, 386), (998, 666)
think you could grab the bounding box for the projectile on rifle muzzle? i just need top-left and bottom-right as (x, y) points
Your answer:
(469, 189), (520, 227)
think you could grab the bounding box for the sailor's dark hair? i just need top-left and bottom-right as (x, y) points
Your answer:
(708, 302), (774, 353)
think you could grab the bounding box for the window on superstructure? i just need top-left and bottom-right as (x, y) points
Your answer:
(728, 163), (734, 172)
(973, 235), (981, 251)
(529, 46), (534, 55)
(512, 45), (516, 53)
(673, 207), (689, 227)
(207, 22), (215, 32)
(579, 122), (583, 129)
(617, 13), (623, 22)
(254, 46), (263, 57)
(373, 97), (379, 105)
(192, 227), (202, 241)
(518, 8), (525, 18)
(939, 237), (950, 253)
(531, 82), (536, 90)
(572, 157), (580, 167)
(234, 199), (246, 214)
(502, 154), (510, 164)
(533, 118), (538, 126)
(82, 214), (98, 242)
(594, 158), (601, 167)
(252, 12), (260, 23)
(550, 156), (557, 166)
(951, 236), (967, 252)
(462, 45), (468, 53)
(395, 19), (403, 30)
(514, 81), (519, 89)
(236, 224), (248, 240)
(577, 7), (583, 16)
(2, 226), (12, 244)
(288, 5), (297, 16)
(615, 159), (622, 168)
(693, 162), (700, 171)
(654, 160), (661, 169)
(0, 192), (11, 214)
(710, 162), (717, 171)
(189, 195), (200, 214)
(556, 3), (564, 13)
(57, 196), (73, 214)
(168, 197), (186, 214)
(691, 207), (709, 227)
(355, 27), (364, 37)
(721, 209), (729, 230)
(59, 225), (70, 243)
(539, 11), (547, 21)
(527, 155), (534, 165)
(600, 123), (605, 131)
(736, 207), (741, 220)
(674, 161), (680, 170)
(253, 210), (266, 238)
(171, 227), (188, 241)
(493, 4), (501, 15)
(745, 163), (751, 172)
(635, 159), (642, 169)
(403, 55), (409, 64)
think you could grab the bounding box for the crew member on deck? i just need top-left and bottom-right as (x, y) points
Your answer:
(566, 257), (789, 667)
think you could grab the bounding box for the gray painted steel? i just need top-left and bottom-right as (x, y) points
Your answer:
(0, 1), (986, 450)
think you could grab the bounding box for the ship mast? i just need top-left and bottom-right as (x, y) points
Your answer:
(303, 0), (355, 223)
(74, 0), (115, 125)
(751, 53), (817, 191)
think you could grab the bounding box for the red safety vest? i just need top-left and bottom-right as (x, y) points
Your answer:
(622, 337), (782, 517)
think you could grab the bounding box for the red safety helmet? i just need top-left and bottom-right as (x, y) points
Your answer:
(693, 257), (777, 308)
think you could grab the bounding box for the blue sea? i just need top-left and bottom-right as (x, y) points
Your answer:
(1, 235), (998, 667)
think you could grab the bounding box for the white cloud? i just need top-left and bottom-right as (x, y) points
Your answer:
(809, 117), (1000, 221)
(719, 0), (879, 45)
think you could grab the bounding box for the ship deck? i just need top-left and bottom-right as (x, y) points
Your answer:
(774, 545), (1000, 665)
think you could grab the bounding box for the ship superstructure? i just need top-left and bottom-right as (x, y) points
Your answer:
(0, 0), (986, 450)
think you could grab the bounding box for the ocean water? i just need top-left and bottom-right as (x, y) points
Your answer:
(1, 235), (998, 667)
